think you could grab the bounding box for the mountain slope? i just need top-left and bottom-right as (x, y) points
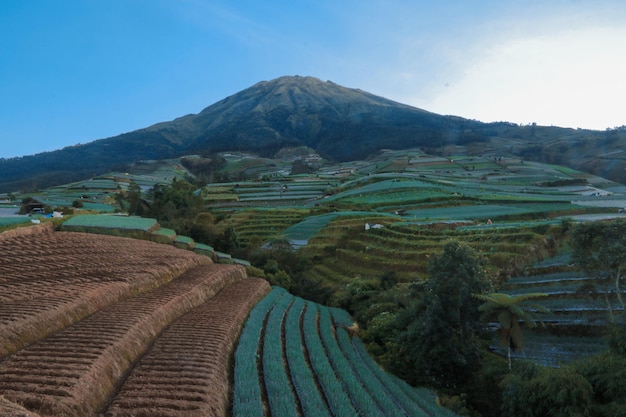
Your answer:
(181, 76), (470, 160)
(0, 75), (624, 192)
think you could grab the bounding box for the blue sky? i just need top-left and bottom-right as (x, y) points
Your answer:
(1, 0), (625, 158)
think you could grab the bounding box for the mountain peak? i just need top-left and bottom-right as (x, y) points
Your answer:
(185, 75), (441, 160)
(239, 75), (416, 110)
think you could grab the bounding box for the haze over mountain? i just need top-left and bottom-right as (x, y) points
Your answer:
(1, 76), (624, 192)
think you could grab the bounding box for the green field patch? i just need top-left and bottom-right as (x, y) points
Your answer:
(339, 190), (451, 207)
(62, 215), (158, 231)
(234, 288), (456, 416)
(282, 211), (395, 243)
(82, 202), (116, 212)
(204, 193), (239, 202)
(404, 204), (532, 220)
(151, 227), (177, 238)
(149, 227), (177, 244)
(334, 179), (435, 196)
(0, 217), (32, 227)
(174, 235), (195, 250)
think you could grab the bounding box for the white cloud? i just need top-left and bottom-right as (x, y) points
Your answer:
(416, 26), (626, 129)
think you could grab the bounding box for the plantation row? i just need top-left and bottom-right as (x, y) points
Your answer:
(506, 256), (626, 325)
(0, 262), (247, 416)
(61, 214), (159, 231)
(0, 227), (212, 358)
(0, 226), (268, 417)
(222, 208), (307, 247)
(203, 180), (335, 208)
(105, 277), (270, 417)
(495, 254), (613, 366)
(303, 216), (556, 284)
(321, 168), (602, 211)
(233, 287), (457, 417)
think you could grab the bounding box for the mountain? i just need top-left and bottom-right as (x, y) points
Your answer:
(1, 75), (624, 192)
(175, 75), (478, 160)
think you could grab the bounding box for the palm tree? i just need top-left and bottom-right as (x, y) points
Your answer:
(474, 292), (550, 370)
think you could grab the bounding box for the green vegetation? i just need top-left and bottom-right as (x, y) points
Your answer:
(570, 220), (626, 316)
(8, 144), (626, 416)
(233, 288), (283, 417)
(475, 292), (551, 370)
(0, 217), (31, 228)
(61, 214), (157, 231)
(391, 242), (491, 391)
(234, 288), (457, 416)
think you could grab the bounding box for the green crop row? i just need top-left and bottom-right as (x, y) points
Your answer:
(62, 215), (157, 231)
(234, 288), (457, 416)
(285, 297), (333, 417)
(232, 288), (285, 417)
(302, 302), (359, 417)
(263, 293), (299, 417)
(318, 306), (384, 417)
(352, 338), (459, 417)
(335, 327), (407, 417)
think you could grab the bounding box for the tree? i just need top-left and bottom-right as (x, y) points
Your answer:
(570, 220), (626, 318)
(126, 180), (143, 215)
(393, 241), (491, 390)
(474, 292), (550, 370)
(500, 363), (593, 417)
(216, 224), (240, 253)
(149, 179), (204, 223)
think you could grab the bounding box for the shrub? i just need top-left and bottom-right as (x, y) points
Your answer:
(500, 363), (593, 417)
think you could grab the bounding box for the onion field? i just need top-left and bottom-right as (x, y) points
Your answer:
(233, 287), (459, 417)
(61, 214), (158, 232)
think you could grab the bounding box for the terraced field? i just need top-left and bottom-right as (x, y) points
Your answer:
(493, 253), (622, 367)
(0, 225), (267, 416)
(203, 179), (336, 208)
(233, 287), (457, 417)
(106, 278), (269, 417)
(302, 215), (557, 284)
(221, 208), (307, 247)
(1, 225), (452, 417)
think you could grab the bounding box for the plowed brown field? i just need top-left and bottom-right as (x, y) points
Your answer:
(105, 278), (270, 417)
(0, 225), (270, 417)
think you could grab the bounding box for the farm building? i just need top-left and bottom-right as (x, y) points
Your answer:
(20, 198), (47, 214)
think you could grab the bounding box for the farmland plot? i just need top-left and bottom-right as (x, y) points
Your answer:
(61, 214), (158, 232)
(233, 287), (286, 417)
(233, 288), (458, 417)
(0, 262), (247, 417)
(493, 254), (613, 366)
(105, 277), (270, 417)
(0, 216), (31, 228)
(0, 228), (211, 358)
(0, 225), (277, 417)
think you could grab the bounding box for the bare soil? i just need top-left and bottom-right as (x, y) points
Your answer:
(105, 278), (270, 417)
(0, 226), (269, 417)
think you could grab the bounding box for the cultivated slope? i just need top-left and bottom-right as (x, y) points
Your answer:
(233, 287), (458, 417)
(0, 224), (458, 416)
(0, 225), (267, 417)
